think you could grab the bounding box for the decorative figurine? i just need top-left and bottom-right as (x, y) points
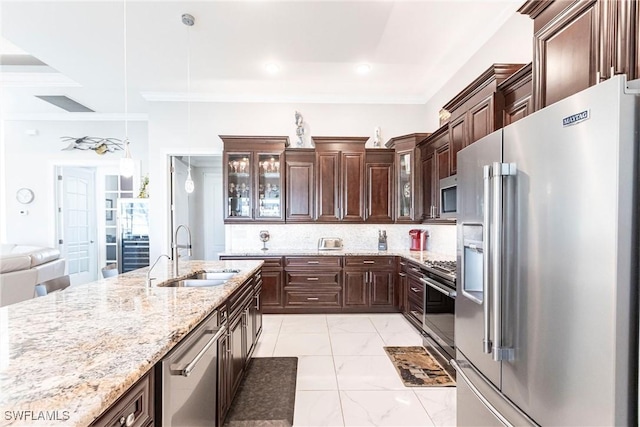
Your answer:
(295, 110), (305, 147)
(373, 127), (381, 147)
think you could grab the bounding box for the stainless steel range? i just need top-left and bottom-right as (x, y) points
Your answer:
(419, 260), (456, 361)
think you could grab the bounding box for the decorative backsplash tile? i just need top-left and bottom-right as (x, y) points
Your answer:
(225, 223), (456, 256)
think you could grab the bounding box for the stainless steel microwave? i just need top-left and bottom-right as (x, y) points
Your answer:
(439, 175), (457, 219)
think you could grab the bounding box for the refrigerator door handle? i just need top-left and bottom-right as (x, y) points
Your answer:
(491, 162), (516, 362)
(482, 165), (492, 354)
(451, 359), (515, 427)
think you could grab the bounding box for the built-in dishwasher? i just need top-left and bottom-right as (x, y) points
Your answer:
(157, 310), (226, 427)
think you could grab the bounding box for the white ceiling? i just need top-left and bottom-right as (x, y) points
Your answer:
(0, 0), (523, 116)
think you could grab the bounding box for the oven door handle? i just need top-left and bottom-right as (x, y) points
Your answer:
(175, 325), (227, 377)
(419, 277), (456, 298)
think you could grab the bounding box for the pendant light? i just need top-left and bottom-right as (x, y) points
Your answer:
(120, 0), (135, 178)
(183, 13), (195, 194)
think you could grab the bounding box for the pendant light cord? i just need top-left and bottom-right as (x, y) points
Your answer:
(123, 0), (128, 139)
(187, 21), (191, 170)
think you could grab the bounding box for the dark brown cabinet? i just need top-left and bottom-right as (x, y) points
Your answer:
(219, 256), (284, 310)
(314, 137), (367, 223)
(343, 256), (395, 310)
(519, 0), (639, 110)
(419, 125), (450, 220)
(364, 149), (394, 223)
(442, 64), (524, 174)
(91, 369), (154, 427)
(285, 149), (315, 222)
(221, 136), (288, 223)
(284, 256), (343, 311)
(499, 63), (533, 126)
(386, 133), (429, 223)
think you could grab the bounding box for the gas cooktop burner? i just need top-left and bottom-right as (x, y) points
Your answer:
(424, 260), (457, 282)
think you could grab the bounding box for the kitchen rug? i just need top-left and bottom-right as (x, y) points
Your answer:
(223, 357), (298, 427)
(384, 346), (455, 387)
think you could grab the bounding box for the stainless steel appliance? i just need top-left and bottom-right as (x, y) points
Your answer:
(420, 260), (456, 361)
(439, 175), (457, 219)
(158, 310), (226, 426)
(454, 75), (639, 426)
(317, 237), (343, 250)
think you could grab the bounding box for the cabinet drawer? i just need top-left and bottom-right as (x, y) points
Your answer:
(407, 280), (424, 304)
(286, 271), (340, 286)
(285, 290), (342, 307)
(405, 262), (426, 279)
(90, 369), (153, 427)
(406, 297), (424, 326)
(285, 256), (342, 268)
(344, 256), (395, 268)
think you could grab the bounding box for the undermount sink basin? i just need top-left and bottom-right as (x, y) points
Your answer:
(193, 271), (238, 280)
(162, 279), (228, 288)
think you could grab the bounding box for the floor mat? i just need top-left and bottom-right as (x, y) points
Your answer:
(384, 346), (455, 387)
(224, 357), (298, 427)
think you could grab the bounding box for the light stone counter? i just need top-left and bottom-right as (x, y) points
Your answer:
(220, 250), (455, 267)
(0, 259), (262, 427)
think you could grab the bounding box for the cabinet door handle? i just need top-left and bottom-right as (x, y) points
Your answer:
(307, 297), (319, 301)
(363, 260), (375, 264)
(125, 412), (135, 427)
(307, 261), (319, 264)
(410, 287), (420, 293)
(307, 277), (319, 281)
(399, 272), (407, 277)
(411, 267), (421, 273)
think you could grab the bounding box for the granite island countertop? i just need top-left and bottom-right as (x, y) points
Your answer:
(0, 259), (262, 427)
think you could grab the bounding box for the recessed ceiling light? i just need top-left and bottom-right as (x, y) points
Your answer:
(356, 63), (372, 75)
(264, 62), (280, 74)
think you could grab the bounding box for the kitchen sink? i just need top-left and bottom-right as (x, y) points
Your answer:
(162, 279), (228, 287)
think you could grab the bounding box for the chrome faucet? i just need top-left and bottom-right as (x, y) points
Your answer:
(173, 224), (193, 273)
(147, 254), (170, 286)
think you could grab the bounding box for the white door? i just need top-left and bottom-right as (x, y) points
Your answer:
(170, 157), (191, 253)
(57, 167), (98, 285)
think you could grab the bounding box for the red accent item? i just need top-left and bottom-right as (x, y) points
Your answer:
(409, 229), (427, 251)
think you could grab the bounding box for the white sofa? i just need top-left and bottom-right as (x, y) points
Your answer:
(0, 244), (66, 307)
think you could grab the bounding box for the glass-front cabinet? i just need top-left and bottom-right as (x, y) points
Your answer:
(398, 151), (412, 219)
(222, 136), (287, 223)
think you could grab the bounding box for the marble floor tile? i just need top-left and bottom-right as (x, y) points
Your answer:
(293, 390), (344, 427)
(297, 355), (338, 390)
(330, 333), (387, 356)
(414, 388), (457, 427)
(273, 333), (332, 357)
(334, 355), (405, 390)
(378, 330), (425, 347)
(252, 332), (278, 357)
(370, 315), (417, 335)
(327, 316), (377, 334)
(340, 390), (434, 426)
(261, 314), (284, 334)
(280, 315), (328, 334)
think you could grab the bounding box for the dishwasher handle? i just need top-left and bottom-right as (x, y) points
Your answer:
(175, 325), (227, 377)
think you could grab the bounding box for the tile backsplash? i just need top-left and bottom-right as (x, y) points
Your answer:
(225, 223), (456, 256)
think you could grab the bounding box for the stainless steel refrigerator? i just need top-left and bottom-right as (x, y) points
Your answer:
(453, 75), (639, 426)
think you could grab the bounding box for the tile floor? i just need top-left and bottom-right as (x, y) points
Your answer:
(252, 313), (456, 427)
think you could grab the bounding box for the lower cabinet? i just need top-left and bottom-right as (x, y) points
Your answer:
(91, 369), (154, 427)
(218, 270), (263, 426)
(343, 256), (395, 311)
(284, 257), (343, 311)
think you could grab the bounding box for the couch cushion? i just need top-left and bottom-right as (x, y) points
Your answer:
(28, 248), (61, 267)
(0, 254), (32, 274)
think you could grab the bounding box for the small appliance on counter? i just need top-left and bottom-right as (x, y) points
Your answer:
(409, 229), (427, 251)
(378, 230), (387, 251)
(317, 237), (343, 250)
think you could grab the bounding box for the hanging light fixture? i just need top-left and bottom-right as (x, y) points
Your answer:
(120, 0), (135, 178)
(183, 13), (195, 194)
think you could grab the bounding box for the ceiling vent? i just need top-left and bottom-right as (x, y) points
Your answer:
(35, 95), (94, 112)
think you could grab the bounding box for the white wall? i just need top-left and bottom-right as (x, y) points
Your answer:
(147, 102), (430, 260)
(423, 13), (534, 130)
(1, 120), (147, 246)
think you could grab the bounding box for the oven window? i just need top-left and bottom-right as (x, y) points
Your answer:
(424, 285), (455, 357)
(441, 186), (457, 213)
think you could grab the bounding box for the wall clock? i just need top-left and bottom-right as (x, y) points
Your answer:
(16, 188), (34, 204)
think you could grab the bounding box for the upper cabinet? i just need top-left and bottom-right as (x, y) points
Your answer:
(418, 125), (450, 221)
(442, 64), (525, 174)
(519, 0), (639, 109)
(221, 136), (288, 223)
(364, 149), (395, 224)
(314, 137), (367, 223)
(386, 133), (429, 223)
(498, 63), (533, 126)
(285, 149), (315, 223)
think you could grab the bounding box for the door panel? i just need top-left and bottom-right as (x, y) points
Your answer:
(341, 152), (365, 222)
(500, 77), (634, 426)
(316, 152), (340, 222)
(456, 130), (502, 388)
